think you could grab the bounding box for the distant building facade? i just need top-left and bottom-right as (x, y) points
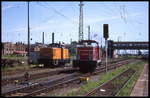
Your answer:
(2, 42), (15, 55)
(2, 42), (46, 56)
(30, 42), (44, 51)
(15, 42), (26, 51)
(2, 42), (27, 56)
(14, 42), (27, 56)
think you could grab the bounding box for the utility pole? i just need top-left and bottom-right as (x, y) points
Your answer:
(88, 25), (90, 40)
(117, 36), (119, 55)
(101, 37), (103, 57)
(79, 1), (84, 42)
(124, 32), (126, 56)
(103, 24), (109, 73)
(105, 40), (108, 72)
(27, 1), (30, 65)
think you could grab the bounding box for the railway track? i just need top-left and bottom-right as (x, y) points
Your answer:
(2, 58), (137, 97)
(2, 67), (75, 86)
(92, 58), (136, 75)
(2, 72), (80, 97)
(2, 58), (129, 86)
(85, 67), (136, 96)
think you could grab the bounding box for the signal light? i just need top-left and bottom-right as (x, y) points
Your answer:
(103, 24), (109, 40)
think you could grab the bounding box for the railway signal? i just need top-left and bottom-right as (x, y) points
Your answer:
(103, 24), (109, 72)
(103, 24), (109, 40)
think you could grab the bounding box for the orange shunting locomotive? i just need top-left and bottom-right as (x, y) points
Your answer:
(38, 43), (70, 67)
(73, 40), (101, 73)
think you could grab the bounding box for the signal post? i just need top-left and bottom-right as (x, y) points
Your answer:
(103, 24), (109, 72)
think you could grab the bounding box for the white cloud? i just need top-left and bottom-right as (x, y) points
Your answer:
(84, 16), (121, 24)
(7, 12), (140, 35)
(47, 20), (57, 24)
(15, 27), (26, 32)
(83, 12), (141, 25)
(2, 5), (14, 10)
(30, 25), (50, 32)
(128, 13), (141, 17)
(2, 4), (25, 11)
(5, 27), (27, 33)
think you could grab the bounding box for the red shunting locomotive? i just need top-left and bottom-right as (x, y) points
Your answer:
(73, 40), (101, 73)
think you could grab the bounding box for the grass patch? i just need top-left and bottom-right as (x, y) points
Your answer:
(62, 60), (145, 96)
(77, 65), (130, 95)
(62, 90), (76, 96)
(109, 57), (124, 62)
(2, 64), (37, 74)
(4, 65), (28, 71)
(37, 77), (50, 81)
(117, 61), (146, 96)
(2, 54), (27, 60)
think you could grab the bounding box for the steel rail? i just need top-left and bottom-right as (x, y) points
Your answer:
(2, 58), (128, 86)
(115, 71), (137, 96)
(2, 67), (74, 86)
(2, 72), (80, 96)
(22, 59), (133, 97)
(30, 59), (138, 96)
(2, 59), (136, 96)
(2, 58), (129, 82)
(85, 60), (140, 97)
(85, 67), (134, 96)
(24, 77), (79, 96)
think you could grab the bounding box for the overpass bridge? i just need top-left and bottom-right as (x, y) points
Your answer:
(113, 41), (148, 50)
(107, 40), (149, 58)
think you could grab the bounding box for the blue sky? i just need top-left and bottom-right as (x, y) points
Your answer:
(2, 1), (149, 46)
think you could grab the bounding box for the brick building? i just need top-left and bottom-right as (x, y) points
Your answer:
(2, 42), (46, 56)
(14, 42), (27, 56)
(15, 42), (26, 51)
(2, 42), (27, 56)
(2, 42), (15, 55)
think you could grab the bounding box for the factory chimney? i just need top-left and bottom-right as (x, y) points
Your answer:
(88, 25), (90, 40)
(52, 32), (54, 43)
(42, 32), (44, 45)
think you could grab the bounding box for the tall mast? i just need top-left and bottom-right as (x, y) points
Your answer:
(27, 1), (30, 64)
(79, 1), (84, 42)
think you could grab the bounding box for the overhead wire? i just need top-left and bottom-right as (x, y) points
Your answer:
(2, 3), (26, 11)
(36, 1), (78, 6)
(37, 2), (79, 43)
(38, 2), (78, 25)
(103, 4), (120, 16)
(3, 3), (26, 43)
(36, 2), (66, 23)
(30, 2), (68, 43)
(4, 2), (146, 43)
(90, 3), (143, 41)
(119, 4), (145, 41)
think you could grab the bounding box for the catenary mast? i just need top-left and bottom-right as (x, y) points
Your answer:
(79, 1), (84, 42)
